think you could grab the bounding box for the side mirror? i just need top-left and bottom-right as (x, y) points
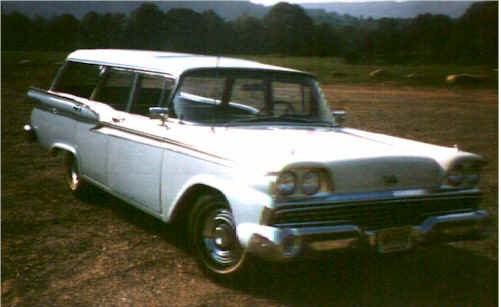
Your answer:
(332, 110), (347, 127)
(149, 107), (169, 125)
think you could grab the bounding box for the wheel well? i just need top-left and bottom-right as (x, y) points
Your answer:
(51, 147), (62, 157)
(62, 150), (74, 168)
(50, 143), (77, 157)
(170, 184), (226, 224)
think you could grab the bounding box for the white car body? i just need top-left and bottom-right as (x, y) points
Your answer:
(25, 49), (490, 277)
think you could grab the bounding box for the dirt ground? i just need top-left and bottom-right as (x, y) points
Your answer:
(2, 62), (498, 306)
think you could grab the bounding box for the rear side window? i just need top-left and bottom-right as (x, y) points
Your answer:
(130, 74), (174, 116)
(92, 69), (135, 111)
(52, 61), (101, 98)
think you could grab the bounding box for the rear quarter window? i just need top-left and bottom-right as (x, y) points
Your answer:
(52, 61), (101, 98)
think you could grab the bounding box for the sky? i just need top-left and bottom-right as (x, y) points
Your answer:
(249, 0), (382, 5)
(249, 0), (360, 4)
(249, 0), (467, 5)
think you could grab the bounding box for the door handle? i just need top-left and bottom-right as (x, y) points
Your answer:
(51, 107), (58, 114)
(72, 105), (81, 112)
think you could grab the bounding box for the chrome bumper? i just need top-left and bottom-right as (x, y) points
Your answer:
(238, 210), (491, 261)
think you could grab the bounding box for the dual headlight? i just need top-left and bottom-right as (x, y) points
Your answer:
(275, 169), (328, 197)
(446, 161), (483, 188)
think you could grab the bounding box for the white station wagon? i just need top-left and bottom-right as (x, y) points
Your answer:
(25, 49), (490, 277)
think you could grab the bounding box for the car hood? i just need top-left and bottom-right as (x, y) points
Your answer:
(173, 125), (478, 194)
(190, 126), (459, 170)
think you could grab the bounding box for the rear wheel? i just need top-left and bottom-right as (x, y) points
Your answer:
(189, 193), (249, 278)
(64, 153), (89, 198)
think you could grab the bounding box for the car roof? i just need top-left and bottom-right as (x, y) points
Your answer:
(67, 49), (306, 78)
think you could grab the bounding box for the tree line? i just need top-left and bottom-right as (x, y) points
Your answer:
(2, 1), (497, 65)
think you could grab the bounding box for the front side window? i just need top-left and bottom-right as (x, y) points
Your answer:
(272, 81), (313, 115)
(231, 79), (266, 111)
(51, 61), (101, 98)
(171, 69), (333, 126)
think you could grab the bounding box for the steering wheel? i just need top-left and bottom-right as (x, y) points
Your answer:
(273, 100), (296, 115)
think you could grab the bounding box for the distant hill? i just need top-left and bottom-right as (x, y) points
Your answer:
(300, 1), (479, 19)
(0, 1), (267, 20)
(1, 0), (478, 20)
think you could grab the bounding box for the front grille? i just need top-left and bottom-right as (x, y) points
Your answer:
(270, 196), (479, 230)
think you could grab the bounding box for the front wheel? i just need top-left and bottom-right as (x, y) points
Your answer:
(189, 194), (249, 278)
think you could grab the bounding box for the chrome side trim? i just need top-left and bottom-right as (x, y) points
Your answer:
(98, 121), (234, 164)
(93, 124), (234, 168)
(28, 88), (99, 124)
(28, 87), (233, 166)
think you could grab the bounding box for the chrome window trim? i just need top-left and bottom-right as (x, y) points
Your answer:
(64, 59), (176, 80)
(92, 66), (177, 113)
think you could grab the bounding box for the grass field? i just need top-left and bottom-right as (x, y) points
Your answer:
(244, 55), (498, 87)
(2, 51), (498, 306)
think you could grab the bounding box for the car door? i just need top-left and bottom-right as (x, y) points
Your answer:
(95, 70), (174, 213)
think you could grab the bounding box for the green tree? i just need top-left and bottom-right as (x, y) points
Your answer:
(453, 2), (498, 64)
(263, 2), (314, 55)
(101, 13), (127, 48)
(233, 15), (266, 54)
(407, 14), (453, 63)
(202, 10), (234, 54)
(46, 14), (80, 50)
(2, 11), (34, 50)
(81, 11), (102, 48)
(311, 23), (339, 57)
(165, 8), (205, 53)
(125, 3), (167, 50)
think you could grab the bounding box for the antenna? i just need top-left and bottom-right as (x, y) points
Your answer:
(211, 54), (220, 128)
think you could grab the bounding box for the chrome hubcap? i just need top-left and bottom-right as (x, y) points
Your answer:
(71, 162), (79, 186)
(213, 224), (234, 249)
(201, 208), (241, 268)
(67, 158), (79, 190)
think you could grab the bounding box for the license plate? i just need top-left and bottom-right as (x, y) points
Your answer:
(376, 226), (412, 253)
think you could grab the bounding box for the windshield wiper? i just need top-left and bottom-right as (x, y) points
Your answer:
(225, 115), (333, 126)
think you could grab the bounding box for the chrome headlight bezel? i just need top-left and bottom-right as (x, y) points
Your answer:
(272, 168), (332, 198)
(301, 171), (321, 195)
(447, 165), (465, 186)
(446, 161), (483, 188)
(276, 171), (297, 196)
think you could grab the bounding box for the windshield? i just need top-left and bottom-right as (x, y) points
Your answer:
(170, 69), (333, 127)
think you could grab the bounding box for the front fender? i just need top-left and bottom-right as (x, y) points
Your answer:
(167, 174), (273, 227)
